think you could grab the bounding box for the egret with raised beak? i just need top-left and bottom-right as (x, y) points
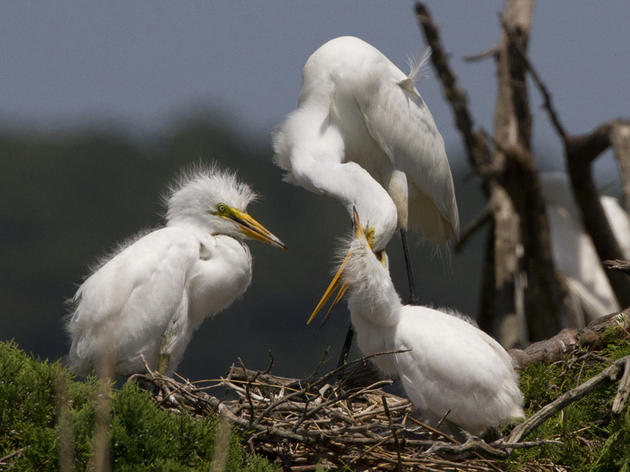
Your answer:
(308, 209), (524, 434)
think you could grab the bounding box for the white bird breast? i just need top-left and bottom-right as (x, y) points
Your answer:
(187, 234), (253, 326)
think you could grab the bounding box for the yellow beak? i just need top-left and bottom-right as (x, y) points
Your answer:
(229, 208), (287, 250)
(307, 208), (365, 325)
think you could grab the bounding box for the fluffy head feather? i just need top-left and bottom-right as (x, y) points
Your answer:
(165, 163), (258, 229)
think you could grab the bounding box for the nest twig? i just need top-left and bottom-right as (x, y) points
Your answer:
(127, 350), (583, 472)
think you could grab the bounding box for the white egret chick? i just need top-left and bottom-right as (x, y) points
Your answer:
(66, 165), (286, 376)
(274, 36), (459, 303)
(309, 210), (524, 434)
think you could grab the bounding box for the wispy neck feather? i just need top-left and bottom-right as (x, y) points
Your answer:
(343, 238), (402, 327)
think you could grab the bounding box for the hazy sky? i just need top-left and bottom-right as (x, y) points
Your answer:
(2, 1), (629, 174)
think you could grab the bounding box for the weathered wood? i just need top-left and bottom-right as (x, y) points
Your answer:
(605, 258), (630, 274)
(612, 122), (630, 210)
(509, 309), (629, 369)
(514, 32), (630, 307)
(506, 354), (630, 446)
(417, 0), (575, 345)
(565, 124), (630, 307)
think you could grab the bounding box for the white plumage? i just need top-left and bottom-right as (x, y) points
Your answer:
(66, 165), (286, 376)
(273, 36), (458, 253)
(313, 211), (524, 434)
(541, 172), (630, 323)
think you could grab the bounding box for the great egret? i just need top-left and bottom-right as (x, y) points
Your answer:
(273, 36), (459, 304)
(309, 209), (524, 434)
(66, 165), (286, 376)
(541, 172), (630, 323)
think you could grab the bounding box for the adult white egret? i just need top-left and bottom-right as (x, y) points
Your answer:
(309, 209), (524, 434)
(273, 36), (459, 304)
(66, 165), (286, 376)
(541, 172), (630, 323)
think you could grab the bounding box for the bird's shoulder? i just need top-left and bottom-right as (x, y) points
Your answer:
(69, 227), (201, 326)
(112, 227), (200, 263)
(79, 227), (201, 290)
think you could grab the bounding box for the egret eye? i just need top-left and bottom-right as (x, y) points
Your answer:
(216, 203), (227, 214)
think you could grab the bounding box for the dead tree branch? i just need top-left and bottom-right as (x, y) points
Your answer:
(604, 259), (630, 274)
(417, 1), (576, 345)
(414, 2), (492, 180)
(506, 354), (630, 445)
(507, 24), (630, 307)
(509, 309), (629, 369)
(611, 123), (630, 210)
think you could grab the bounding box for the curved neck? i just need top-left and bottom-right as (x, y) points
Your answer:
(290, 148), (397, 250)
(345, 245), (402, 327)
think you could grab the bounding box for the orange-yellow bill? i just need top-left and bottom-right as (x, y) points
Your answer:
(229, 208), (287, 250)
(306, 255), (350, 325)
(306, 208), (369, 325)
(319, 283), (349, 326)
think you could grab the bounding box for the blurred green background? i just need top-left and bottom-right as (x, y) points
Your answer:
(0, 114), (486, 380)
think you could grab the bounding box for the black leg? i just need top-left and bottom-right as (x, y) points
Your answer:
(400, 228), (419, 305)
(337, 322), (354, 368)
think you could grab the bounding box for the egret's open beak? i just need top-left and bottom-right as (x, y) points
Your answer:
(229, 208), (287, 250)
(307, 208), (366, 325)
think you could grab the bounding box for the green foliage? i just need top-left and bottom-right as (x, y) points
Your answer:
(4, 328), (629, 471)
(509, 328), (630, 471)
(0, 341), (279, 471)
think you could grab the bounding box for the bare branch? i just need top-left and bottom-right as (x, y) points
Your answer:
(503, 24), (568, 142)
(509, 310), (629, 369)
(604, 259), (630, 274)
(612, 356), (630, 414)
(463, 46), (499, 63)
(611, 122), (630, 209)
(506, 355), (630, 445)
(454, 204), (492, 252)
(415, 2), (491, 177)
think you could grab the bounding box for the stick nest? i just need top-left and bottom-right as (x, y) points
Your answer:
(129, 348), (610, 472)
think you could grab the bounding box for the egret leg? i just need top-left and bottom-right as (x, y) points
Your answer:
(158, 353), (170, 374)
(400, 228), (419, 305)
(336, 322), (355, 368)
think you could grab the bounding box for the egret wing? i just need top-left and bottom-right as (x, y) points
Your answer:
(356, 77), (459, 242)
(67, 227), (199, 373)
(393, 306), (522, 430)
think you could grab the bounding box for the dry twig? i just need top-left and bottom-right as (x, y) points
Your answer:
(129, 343), (628, 471)
(506, 354), (630, 446)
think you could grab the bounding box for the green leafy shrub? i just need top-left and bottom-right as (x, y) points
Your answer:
(0, 341), (279, 471)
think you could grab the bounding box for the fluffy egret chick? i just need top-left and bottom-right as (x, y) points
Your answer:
(274, 36), (458, 301)
(67, 165), (286, 376)
(310, 210), (524, 434)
